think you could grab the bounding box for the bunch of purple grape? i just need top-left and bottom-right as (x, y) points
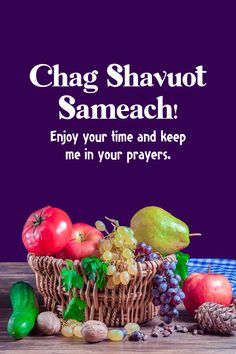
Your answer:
(151, 260), (185, 324)
(135, 242), (161, 262)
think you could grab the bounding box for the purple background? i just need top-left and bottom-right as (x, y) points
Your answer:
(1, 3), (235, 261)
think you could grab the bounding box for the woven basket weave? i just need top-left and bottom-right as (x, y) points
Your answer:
(28, 253), (176, 326)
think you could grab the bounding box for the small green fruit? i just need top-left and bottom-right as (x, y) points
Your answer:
(130, 206), (189, 255)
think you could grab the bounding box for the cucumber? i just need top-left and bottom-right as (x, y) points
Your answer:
(7, 281), (39, 339)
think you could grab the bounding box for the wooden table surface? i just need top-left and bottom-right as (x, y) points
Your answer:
(0, 263), (235, 354)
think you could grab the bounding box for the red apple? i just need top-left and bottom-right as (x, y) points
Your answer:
(56, 223), (103, 260)
(182, 267), (232, 316)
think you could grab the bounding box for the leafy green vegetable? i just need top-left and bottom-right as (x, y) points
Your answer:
(175, 251), (189, 286)
(63, 297), (86, 322)
(61, 260), (86, 321)
(81, 256), (108, 289)
(61, 260), (84, 291)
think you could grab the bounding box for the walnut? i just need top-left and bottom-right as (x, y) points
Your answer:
(36, 311), (61, 335)
(81, 320), (108, 343)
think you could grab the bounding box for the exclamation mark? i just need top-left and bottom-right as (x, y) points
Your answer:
(173, 104), (178, 119)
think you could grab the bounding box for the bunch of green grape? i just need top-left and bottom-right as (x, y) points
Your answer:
(95, 220), (138, 289)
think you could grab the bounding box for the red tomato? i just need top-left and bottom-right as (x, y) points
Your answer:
(22, 206), (72, 256)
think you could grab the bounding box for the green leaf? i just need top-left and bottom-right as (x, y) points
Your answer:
(97, 269), (106, 289)
(88, 272), (96, 282)
(63, 297), (86, 321)
(175, 251), (189, 287)
(72, 272), (84, 289)
(101, 262), (108, 272)
(61, 261), (84, 291)
(65, 259), (74, 270)
(91, 263), (97, 273)
(81, 256), (108, 290)
(61, 268), (74, 291)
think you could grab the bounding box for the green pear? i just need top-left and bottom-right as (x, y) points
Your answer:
(130, 206), (190, 255)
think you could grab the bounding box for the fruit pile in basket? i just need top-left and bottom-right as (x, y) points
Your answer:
(7, 204), (235, 341)
(21, 205), (197, 324)
(22, 205), (193, 261)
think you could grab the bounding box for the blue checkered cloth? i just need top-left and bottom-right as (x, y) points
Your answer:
(188, 258), (236, 293)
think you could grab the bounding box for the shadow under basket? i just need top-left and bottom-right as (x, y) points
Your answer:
(28, 253), (176, 327)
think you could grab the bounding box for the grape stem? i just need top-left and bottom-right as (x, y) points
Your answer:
(189, 233), (202, 237)
(105, 216), (120, 228)
(104, 228), (110, 235)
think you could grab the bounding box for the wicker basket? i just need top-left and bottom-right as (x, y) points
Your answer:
(28, 253), (176, 326)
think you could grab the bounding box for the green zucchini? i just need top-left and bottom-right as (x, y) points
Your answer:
(7, 281), (39, 339)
